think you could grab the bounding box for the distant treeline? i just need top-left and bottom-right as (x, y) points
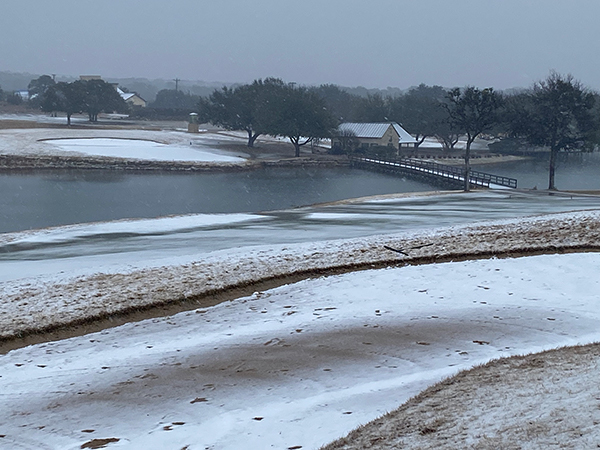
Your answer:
(0, 71), (408, 104)
(0, 71), (225, 103)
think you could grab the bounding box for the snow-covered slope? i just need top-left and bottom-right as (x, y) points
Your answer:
(2, 251), (600, 449)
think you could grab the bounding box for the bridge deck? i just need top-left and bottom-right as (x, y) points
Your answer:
(350, 156), (517, 189)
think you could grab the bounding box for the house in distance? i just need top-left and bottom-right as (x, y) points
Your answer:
(116, 87), (147, 108)
(333, 122), (416, 153)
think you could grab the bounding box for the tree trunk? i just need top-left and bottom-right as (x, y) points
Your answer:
(463, 140), (472, 192)
(246, 131), (260, 148)
(290, 136), (311, 157)
(548, 146), (557, 190)
(414, 135), (427, 148)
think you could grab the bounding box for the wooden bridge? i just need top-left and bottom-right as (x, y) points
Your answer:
(350, 156), (518, 189)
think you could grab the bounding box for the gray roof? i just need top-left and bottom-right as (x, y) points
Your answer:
(391, 123), (417, 144)
(337, 122), (417, 144)
(338, 122), (390, 138)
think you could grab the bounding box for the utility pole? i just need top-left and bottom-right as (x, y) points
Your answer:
(174, 78), (181, 92)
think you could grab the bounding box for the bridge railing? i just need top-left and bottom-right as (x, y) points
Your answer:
(349, 156), (517, 189)
(468, 168), (518, 188)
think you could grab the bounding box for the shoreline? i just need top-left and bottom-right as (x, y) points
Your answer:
(0, 151), (531, 174)
(0, 153), (351, 172)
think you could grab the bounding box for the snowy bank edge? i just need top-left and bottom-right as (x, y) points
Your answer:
(320, 342), (600, 450)
(1, 209), (599, 347)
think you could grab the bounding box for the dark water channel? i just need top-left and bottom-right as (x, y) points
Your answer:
(0, 167), (433, 233)
(2, 152), (599, 234)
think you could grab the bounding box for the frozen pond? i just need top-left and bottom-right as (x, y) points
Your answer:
(0, 167), (434, 233)
(1, 190), (599, 282)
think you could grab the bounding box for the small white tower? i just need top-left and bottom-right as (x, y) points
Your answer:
(188, 113), (199, 133)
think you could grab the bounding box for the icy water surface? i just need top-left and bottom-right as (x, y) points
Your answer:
(1, 190), (598, 266)
(0, 166), (432, 233)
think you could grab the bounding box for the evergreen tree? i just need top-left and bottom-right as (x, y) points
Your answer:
(389, 84), (449, 148)
(28, 75), (55, 106)
(258, 80), (336, 157)
(445, 86), (502, 191)
(80, 79), (127, 122)
(198, 82), (265, 147)
(508, 73), (596, 190)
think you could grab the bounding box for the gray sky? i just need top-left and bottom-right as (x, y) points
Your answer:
(2, 0), (599, 90)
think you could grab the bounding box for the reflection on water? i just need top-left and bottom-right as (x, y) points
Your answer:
(0, 167), (434, 233)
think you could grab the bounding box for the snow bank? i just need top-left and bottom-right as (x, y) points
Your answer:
(322, 343), (600, 450)
(1, 210), (599, 341)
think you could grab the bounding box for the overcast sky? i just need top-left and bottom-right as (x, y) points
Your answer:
(2, 0), (599, 90)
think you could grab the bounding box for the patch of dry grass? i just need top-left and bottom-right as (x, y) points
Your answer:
(321, 343), (600, 449)
(0, 119), (65, 129)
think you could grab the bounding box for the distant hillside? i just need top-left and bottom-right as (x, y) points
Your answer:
(0, 71), (41, 91)
(1, 71), (415, 103)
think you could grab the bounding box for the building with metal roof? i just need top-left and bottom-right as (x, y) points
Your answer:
(117, 87), (147, 108)
(333, 122), (416, 152)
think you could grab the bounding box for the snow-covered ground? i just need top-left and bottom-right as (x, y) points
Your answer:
(0, 112), (92, 125)
(1, 251), (600, 449)
(323, 340), (600, 449)
(417, 136), (491, 150)
(47, 138), (246, 162)
(0, 128), (251, 162)
(0, 209), (598, 449)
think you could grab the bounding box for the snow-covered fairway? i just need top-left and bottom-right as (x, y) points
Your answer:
(2, 252), (600, 450)
(0, 127), (250, 163)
